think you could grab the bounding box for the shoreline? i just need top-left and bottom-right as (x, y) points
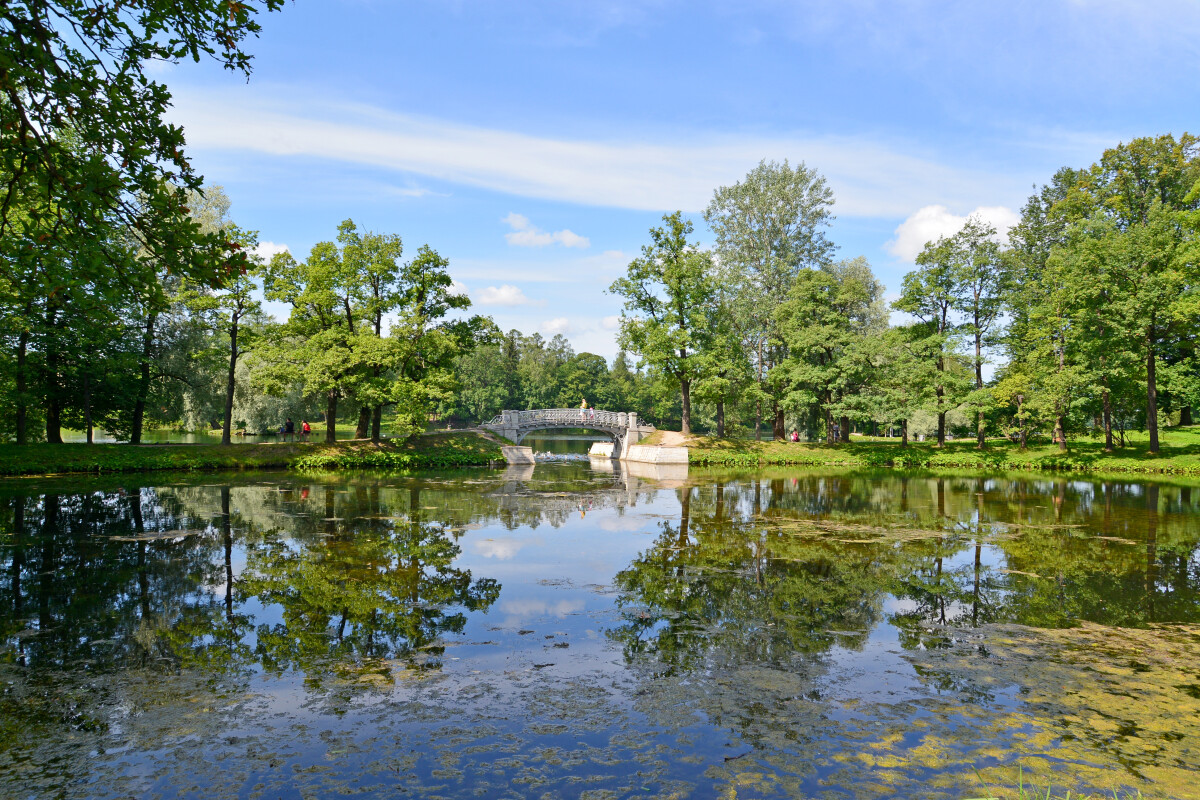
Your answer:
(0, 431), (505, 478)
(673, 431), (1200, 476)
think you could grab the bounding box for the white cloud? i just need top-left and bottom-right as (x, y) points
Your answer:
(448, 279), (469, 297)
(253, 240), (290, 262)
(169, 86), (1036, 216)
(541, 317), (574, 335)
(885, 204), (1020, 262)
(498, 598), (585, 618)
(476, 284), (543, 306)
(471, 537), (525, 560)
(601, 315), (622, 331)
(503, 212), (590, 248)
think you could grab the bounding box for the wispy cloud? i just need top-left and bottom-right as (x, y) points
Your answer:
(170, 85), (1038, 217)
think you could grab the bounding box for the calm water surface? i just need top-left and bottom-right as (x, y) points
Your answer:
(2, 457), (1199, 799)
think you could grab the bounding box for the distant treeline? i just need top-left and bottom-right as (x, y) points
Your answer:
(2, 137), (1198, 449)
(591, 135), (1200, 452)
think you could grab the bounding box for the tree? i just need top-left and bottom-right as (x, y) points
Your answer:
(609, 212), (718, 435)
(335, 221), (405, 441)
(386, 245), (480, 440)
(1, 0), (283, 285)
(705, 159), (836, 439)
(775, 259), (885, 443)
(947, 218), (1009, 449)
(893, 237), (964, 447)
(1066, 134), (1200, 453)
(180, 224), (264, 445)
(260, 240), (361, 443)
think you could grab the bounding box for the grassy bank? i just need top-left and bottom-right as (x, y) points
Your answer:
(0, 431), (504, 477)
(682, 426), (1200, 475)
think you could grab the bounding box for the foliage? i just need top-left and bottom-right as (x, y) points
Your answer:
(609, 212), (721, 434)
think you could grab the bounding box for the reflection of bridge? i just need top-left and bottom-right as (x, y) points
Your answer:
(482, 409), (655, 460)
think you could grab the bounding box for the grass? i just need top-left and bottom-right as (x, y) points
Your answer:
(685, 425), (1200, 475)
(0, 431), (504, 477)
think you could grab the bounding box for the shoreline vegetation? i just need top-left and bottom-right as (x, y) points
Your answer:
(657, 426), (1200, 475)
(0, 431), (505, 478)
(6, 425), (1200, 479)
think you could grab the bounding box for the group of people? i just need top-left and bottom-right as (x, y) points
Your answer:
(278, 418), (312, 442)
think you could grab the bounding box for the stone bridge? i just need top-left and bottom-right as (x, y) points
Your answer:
(482, 408), (655, 460)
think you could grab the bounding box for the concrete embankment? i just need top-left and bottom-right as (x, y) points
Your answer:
(586, 441), (688, 464)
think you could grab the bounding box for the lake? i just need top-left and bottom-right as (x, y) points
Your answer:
(1, 456), (1197, 799)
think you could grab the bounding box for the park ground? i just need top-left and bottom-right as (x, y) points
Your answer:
(0, 430), (505, 477)
(656, 426), (1200, 476)
(5, 426), (1200, 479)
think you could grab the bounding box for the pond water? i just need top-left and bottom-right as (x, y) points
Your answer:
(1, 457), (1199, 799)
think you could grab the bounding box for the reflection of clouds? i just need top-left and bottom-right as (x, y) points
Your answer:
(598, 516), (647, 533)
(500, 598), (585, 618)
(471, 537), (527, 560)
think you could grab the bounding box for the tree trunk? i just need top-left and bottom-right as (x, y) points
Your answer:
(680, 377), (692, 435)
(754, 338), (763, 441)
(355, 405), (370, 439)
(44, 306), (62, 444)
(325, 391), (338, 443)
(222, 319), (238, 446)
(901, 418), (908, 447)
(839, 415), (850, 443)
(132, 311), (157, 445)
(1147, 322), (1159, 454)
(1017, 397), (1027, 450)
(45, 397), (62, 444)
(975, 327), (986, 450)
(773, 402), (785, 441)
(715, 400), (725, 438)
(824, 406), (835, 445)
(83, 372), (93, 444)
(1055, 414), (1067, 452)
(371, 405), (383, 443)
(15, 327), (28, 445)
(1182, 406), (1194, 426)
(935, 379), (945, 447)
(1101, 381), (1114, 453)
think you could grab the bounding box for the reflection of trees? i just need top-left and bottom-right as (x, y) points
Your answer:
(610, 481), (886, 675)
(238, 482), (500, 696)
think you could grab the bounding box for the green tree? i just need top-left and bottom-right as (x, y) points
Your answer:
(1066, 134), (1200, 453)
(894, 236), (966, 447)
(704, 159), (835, 439)
(609, 212), (718, 435)
(946, 218), (1009, 449)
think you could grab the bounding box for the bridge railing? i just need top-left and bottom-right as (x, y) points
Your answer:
(485, 409), (652, 431)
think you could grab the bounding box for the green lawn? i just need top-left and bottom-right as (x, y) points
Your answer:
(684, 426), (1200, 474)
(0, 431), (504, 477)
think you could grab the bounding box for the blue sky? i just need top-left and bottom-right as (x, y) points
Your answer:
(163, 0), (1200, 358)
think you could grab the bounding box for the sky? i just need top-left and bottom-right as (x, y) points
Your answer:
(163, 0), (1200, 359)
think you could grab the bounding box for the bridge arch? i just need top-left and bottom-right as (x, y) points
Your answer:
(481, 409), (655, 459)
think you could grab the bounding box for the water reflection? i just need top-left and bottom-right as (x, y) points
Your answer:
(0, 466), (1198, 798)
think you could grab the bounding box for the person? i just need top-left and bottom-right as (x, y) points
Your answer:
(790, 429), (799, 442)
(284, 417), (295, 442)
(580, 397), (588, 422)
(301, 420), (311, 442)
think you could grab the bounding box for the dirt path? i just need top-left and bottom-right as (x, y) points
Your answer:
(655, 431), (695, 447)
